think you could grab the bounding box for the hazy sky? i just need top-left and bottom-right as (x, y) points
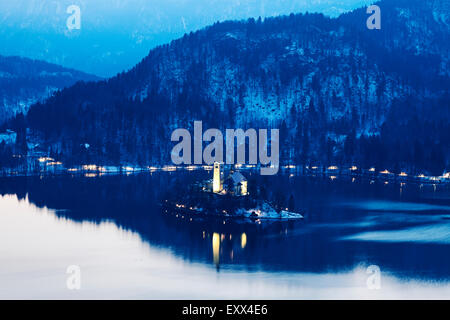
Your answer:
(0, 0), (375, 76)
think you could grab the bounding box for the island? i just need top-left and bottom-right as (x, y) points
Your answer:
(162, 162), (304, 221)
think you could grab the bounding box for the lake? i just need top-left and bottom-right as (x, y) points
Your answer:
(1, 170), (449, 299)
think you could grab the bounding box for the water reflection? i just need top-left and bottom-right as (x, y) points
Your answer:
(209, 231), (248, 269)
(0, 172), (450, 299)
(212, 233), (220, 266)
(241, 233), (247, 249)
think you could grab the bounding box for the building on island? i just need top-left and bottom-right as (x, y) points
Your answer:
(225, 172), (248, 196)
(211, 162), (248, 196)
(213, 162), (223, 193)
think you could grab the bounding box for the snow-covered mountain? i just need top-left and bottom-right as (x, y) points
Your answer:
(0, 0), (374, 77)
(0, 55), (99, 124)
(19, 0), (450, 174)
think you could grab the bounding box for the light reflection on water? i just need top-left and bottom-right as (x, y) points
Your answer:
(0, 173), (450, 299)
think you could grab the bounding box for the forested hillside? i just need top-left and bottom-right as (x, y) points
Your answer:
(9, 0), (450, 175)
(0, 55), (99, 124)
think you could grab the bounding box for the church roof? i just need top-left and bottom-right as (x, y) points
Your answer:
(229, 172), (247, 185)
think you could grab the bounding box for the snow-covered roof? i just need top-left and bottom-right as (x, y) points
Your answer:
(229, 172), (247, 184)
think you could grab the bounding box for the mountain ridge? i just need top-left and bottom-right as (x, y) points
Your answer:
(0, 0), (374, 77)
(7, 0), (450, 175)
(0, 54), (100, 125)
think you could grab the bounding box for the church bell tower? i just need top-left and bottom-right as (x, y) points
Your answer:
(213, 162), (223, 193)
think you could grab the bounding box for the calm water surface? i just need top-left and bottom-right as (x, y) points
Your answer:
(1, 171), (449, 299)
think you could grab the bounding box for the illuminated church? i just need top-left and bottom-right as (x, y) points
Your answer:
(211, 162), (248, 196)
